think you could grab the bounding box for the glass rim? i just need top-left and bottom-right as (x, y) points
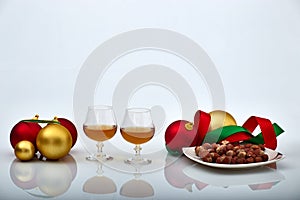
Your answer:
(88, 105), (113, 110)
(125, 107), (151, 113)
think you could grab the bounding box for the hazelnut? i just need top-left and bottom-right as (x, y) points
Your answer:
(237, 151), (246, 158)
(236, 158), (246, 164)
(262, 154), (269, 161)
(246, 151), (256, 158)
(195, 141), (269, 165)
(251, 144), (260, 150)
(233, 146), (240, 152)
(210, 152), (220, 162)
(222, 156), (232, 164)
(216, 145), (227, 155)
(221, 140), (230, 145)
(202, 143), (212, 150)
(246, 157), (254, 163)
(259, 144), (265, 150)
(198, 149), (209, 158)
(255, 156), (263, 162)
(226, 150), (234, 156)
(216, 156), (225, 164)
(212, 143), (220, 151)
(226, 143), (234, 150)
(202, 154), (213, 163)
(195, 146), (201, 155)
(253, 149), (262, 156)
(231, 157), (237, 164)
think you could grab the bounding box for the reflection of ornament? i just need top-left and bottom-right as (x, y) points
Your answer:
(60, 154), (78, 181)
(10, 115), (41, 149)
(10, 159), (37, 190)
(14, 141), (36, 161)
(10, 155), (77, 198)
(36, 162), (73, 197)
(57, 118), (78, 147)
(36, 119), (72, 160)
(164, 154), (208, 192)
(209, 110), (237, 131)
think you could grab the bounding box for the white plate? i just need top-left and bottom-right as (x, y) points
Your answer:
(182, 146), (285, 169)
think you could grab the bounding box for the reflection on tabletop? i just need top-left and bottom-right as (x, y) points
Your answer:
(9, 154), (77, 198)
(82, 158), (154, 198)
(82, 161), (117, 195)
(120, 173), (154, 198)
(119, 162), (154, 198)
(164, 154), (285, 192)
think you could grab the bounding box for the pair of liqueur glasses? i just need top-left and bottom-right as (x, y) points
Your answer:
(83, 105), (155, 165)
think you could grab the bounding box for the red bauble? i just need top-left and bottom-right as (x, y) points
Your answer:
(10, 121), (41, 149)
(165, 120), (198, 155)
(57, 118), (78, 147)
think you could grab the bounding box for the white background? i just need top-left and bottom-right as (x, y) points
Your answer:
(1, 0), (300, 199)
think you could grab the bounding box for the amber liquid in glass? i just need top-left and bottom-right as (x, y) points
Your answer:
(83, 125), (117, 142)
(120, 127), (155, 145)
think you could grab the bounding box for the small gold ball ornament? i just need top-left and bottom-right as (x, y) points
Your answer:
(209, 110), (237, 131)
(36, 119), (72, 160)
(14, 140), (35, 161)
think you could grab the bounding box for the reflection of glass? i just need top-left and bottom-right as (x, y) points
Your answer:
(120, 108), (155, 165)
(83, 162), (117, 195)
(9, 155), (77, 198)
(120, 174), (154, 198)
(83, 105), (117, 161)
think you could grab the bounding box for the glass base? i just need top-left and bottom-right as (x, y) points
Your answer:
(124, 156), (151, 165)
(86, 154), (113, 161)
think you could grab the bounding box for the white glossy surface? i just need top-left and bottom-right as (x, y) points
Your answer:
(1, 0), (300, 199)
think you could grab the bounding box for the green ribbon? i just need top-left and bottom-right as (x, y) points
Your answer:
(21, 119), (60, 124)
(203, 123), (284, 144)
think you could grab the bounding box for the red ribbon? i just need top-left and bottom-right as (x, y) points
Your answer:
(243, 116), (277, 149)
(197, 110), (278, 149)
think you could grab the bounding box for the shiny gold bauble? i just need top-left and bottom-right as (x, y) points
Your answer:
(14, 140), (35, 161)
(36, 124), (72, 160)
(209, 110), (237, 131)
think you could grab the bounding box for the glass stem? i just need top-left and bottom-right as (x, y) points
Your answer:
(96, 142), (104, 157)
(96, 163), (104, 176)
(134, 145), (142, 160)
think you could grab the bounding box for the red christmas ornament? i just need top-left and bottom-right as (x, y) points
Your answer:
(10, 115), (41, 149)
(57, 118), (78, 147)
(165, 111), (208, 155)
(165, 120), (197, 155)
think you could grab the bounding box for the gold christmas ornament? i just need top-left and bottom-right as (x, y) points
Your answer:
(36, 118), (72, 160)
(209, 110), (237, 131)
(14, 140), (35, 161)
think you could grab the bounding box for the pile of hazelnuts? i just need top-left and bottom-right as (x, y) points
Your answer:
(195, 140), (269, 164)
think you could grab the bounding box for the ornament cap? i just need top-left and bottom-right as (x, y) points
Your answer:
(184, 122), (193, 131)
(53, 116), (59, 122)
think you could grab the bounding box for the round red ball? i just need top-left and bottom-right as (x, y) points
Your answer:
(57, 118), (78, 147)
(10, 121), (41, 149)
